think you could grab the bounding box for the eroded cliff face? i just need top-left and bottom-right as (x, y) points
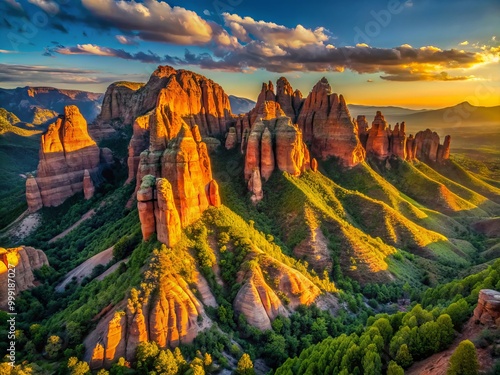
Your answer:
(234, 255), (321, 330)
(99, 66), (232, 136)
(242, 105), (311, 200)
(136, 116), (221, 247)
(0, 247), (49, 309)
(87, 273), (206, 368)
(232, 77), (365, 169)
(26, 105), (110, 211)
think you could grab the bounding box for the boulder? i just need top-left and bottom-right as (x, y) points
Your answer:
(473, 289), (500, 326)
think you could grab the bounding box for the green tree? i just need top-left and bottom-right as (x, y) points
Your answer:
(153, 350), (178, 375)
(45, 335), (62, 359)
(387, 360), (404, 375)
(447, 340), (479, 375)
(236, 353), (255, 375)
(136, 341), (159, 369)
(372, 318), (393, 345)
(362, 345), (382, 375)
(395, 344), (413, 368)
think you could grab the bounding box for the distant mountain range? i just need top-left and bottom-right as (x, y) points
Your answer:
(228, 95), (256, 114)
(349, 102), (500, 134)
(0, 86), (103, 123)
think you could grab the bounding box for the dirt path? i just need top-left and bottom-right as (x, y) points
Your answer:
(48, 209), (95, 244)
(0, 211), (41, 243)
(55, 246), (114, 292)
(407, 318), (493, 375)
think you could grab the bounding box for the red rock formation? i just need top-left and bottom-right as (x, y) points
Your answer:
(154, 178), (181, 247)
(406, 134), (416, 160)
(244, 122), (264, 181)
(225, 127), (237, 150)
(297, 78), (365, 167)
(208, 180), (221, 207)
(389, 122), (407, 159)
(275, 117), (310, 175)
(26, 175), (42, 213)
(30, 105), (102, 209)
(83, 169), (95, 200)
(248, 168), (264, 204)
(473, 289), (500, 326)
(86, 273), (204, 367)
(126, 114), (151, 183)
(311, 158), (318, 172)
(437, 135), (451, 163)
(260, 127), (275, 181)
(414, 129), (441, 162)
(366, 111), (390, 159)
(357, 115), (369, 149)
(99, 66), (232, 137)
(276, 77), (303, 120)
(0, 246), (49, 309)
(137, 175), (156, 241)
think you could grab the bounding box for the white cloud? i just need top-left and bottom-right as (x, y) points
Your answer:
(115, 35), (138, 45)
(459, 40), (469, 46)
(82, 0), (213, 45)
(27, 0), (59, 14)
(203, 9), (211, 16)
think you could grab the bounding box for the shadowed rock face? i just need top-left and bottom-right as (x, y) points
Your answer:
(366, 111), (390, 159)
(0, 247), (49, 309)
(27, 105), (107, 211)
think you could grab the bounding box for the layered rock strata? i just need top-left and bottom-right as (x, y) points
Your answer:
(473, 289), (500, 326)
(26, 105), (110, 211)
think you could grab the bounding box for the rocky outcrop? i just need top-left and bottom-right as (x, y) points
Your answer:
(126, 114), (151, 183)
(137, 176), (157, 241)
(99, 66), (232, 137)
(0, 246), (49, 309)
(242, 113), (310, 200)
(248, 168), (263, 204)
(390, 122), (407, 159)
(260, 127), (275, 181)
(297, 78), (365, 167)
(87, 273), (204, 368)
(26, 175), (43, 213)
(154, 178), (182, 247)
(473, 289), (500, 326)
(83, 169), (95, 200)
(358, 112), (451, 163)
(275, 117), (310, 176)
(234, 256), (321, 330)
(311, 158), (318, 172)
(136, 116), (221, 246)
(225, 127), (237, 150)
(27, 105), (109, 210)
(365, 111), (390, 159)
(276, 77), (303, 120)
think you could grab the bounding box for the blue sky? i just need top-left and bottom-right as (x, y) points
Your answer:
(0, 0), (499, 108)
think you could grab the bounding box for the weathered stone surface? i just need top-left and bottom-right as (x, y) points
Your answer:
(248, 168), (264, 204)
(234, 256), (321, 330)
(99, 66), (232, 136)
(357, 115), (369, 149)
(366, 111), (390, 159)
(208, 180), (221, 207)
(437, 135), (451, 163)
(154, 178), (181, 247)
(26, 175), (42, 213)
(234, 267), (286, 330)
(390, 122), (407, 159)
(473, 289), (500, 326)
(414, 129), (441, 162)
(83, 169), (95, 200)
(275, 117), (310, 176)
(311, 158), (318, 172)
(276, 77), (302, 120)
(0, 246), (49, 309)
(260, 127), (275, 181)
(31, 105), (101, 209)
(406, 134), (416, 160)
(225, 127), (237, 150)
(86, 273), (204, 365)
(297, 78), (365, 167)
(127, 114), (151, 183)
(137, 175), (157, 241)
(244, 122), (264, 181)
